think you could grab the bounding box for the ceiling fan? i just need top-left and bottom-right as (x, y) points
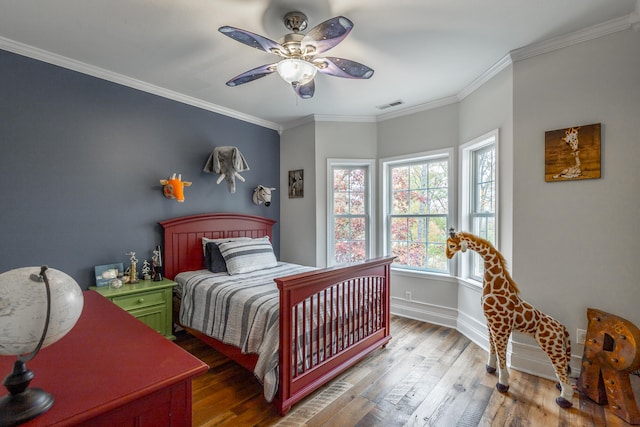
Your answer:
(219, 11), (374, 99)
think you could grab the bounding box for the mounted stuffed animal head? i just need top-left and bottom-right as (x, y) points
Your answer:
(446, 228), (468, 259)
(202, 146), (250, 194)
(252, 185), (276, 206)
(160, 173), (192, 203)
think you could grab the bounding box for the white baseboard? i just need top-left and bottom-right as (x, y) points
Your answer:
(509, 337), (583, 380)
(391, 297), (458, 329)
(456, 310), (490, 352)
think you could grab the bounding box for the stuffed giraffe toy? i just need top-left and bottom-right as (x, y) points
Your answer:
(446, 229), (574, 408)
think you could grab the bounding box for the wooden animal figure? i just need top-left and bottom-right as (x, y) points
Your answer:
(160, 173), (192, 202)
(252, 185), (276, 206)
(202, 146), (250, 193)
(446, 229), (574, 408)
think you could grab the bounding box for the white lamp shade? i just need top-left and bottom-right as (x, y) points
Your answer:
(276, 59), (317, 85)
(0, 267), (84, 355)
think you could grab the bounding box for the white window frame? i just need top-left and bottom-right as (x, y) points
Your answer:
(327, 159), (376, 266)
(459, 129), (499, 282)
(381, 148), (454, 274)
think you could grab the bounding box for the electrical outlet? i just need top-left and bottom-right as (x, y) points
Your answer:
(405, 291), (412, 301)
(576, 328), (587, 344)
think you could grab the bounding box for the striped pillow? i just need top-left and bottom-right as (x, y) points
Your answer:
(217, 237), (277, 275)
(201, 236), (251, 257)
(202, 237), (251, 272)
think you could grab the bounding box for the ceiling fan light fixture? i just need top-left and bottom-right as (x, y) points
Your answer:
(220, 14), (371, 99)
(276, 59), (317, 85)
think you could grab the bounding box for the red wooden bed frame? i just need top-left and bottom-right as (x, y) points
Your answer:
(160, 213), (393, 415)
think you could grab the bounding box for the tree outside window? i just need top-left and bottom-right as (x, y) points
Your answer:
(385, 154), (450, 273)
(471, 145), (496, 277)
(460, 129), (498, 282)
(328, 160), (374, 265)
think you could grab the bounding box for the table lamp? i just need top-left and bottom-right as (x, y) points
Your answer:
(0, 266), (84, 426)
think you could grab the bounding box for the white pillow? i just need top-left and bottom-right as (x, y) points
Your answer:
(217, 237), (277, 275)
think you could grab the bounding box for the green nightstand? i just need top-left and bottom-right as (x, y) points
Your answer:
(90, 279), (177, 340)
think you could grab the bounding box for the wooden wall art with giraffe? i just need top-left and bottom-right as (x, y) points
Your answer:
(544, 122), (601, 182)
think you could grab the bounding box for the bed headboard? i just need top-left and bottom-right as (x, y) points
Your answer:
(159, 213), (276, 280)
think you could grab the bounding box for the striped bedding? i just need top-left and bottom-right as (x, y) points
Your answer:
(176, 262), (315, 402)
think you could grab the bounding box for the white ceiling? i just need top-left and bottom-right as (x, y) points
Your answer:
(1, 0), (638, 130)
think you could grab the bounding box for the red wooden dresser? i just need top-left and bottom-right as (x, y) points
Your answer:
(0, 291), (208, 426)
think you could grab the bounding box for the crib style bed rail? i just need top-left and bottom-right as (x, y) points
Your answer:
(275, 256), (393, 414)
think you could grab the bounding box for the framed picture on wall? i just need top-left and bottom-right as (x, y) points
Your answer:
(288, 169), (304, 198)
(545, 123), (601, 182)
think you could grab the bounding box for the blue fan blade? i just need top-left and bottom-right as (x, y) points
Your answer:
(226, 63), (277, 86)
(293, 80), (315, 99)
(219, 26), (286, 56)
(313, 57), (374, 79)
(301, 16), (353, 55)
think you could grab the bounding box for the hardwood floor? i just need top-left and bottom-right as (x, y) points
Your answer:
(174, 315), (638, 426)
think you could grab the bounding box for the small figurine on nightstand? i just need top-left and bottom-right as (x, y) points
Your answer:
(126, 251), (139, 284)
(141, 260), (151, 280)
(152, 245), (163, 281)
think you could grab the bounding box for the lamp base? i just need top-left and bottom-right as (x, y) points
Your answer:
(0, 388), (53, 426)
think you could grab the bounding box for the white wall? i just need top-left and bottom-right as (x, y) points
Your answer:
(512, 28), (640, 375)
(376, 103), (460, 327)
(314, 121), (378, 267)
(280, 120), (377, 267)
(279, 25), (640, 383)
(279, 121), (317, 266)
(377, 104), (459, 159)
(456, 65), (514, 348)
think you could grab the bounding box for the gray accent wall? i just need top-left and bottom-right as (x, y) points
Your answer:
(0, 49), (280, 288)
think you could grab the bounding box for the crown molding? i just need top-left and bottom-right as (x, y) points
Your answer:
(0, 36), (281, 132)
(457, 54), (513, 101)
(376, 95), (459, 122)
(314, 114), (377, 124)
(510, 13), (638, 62)
(279, 115), (316, 132)
(280, 114), (377, 132)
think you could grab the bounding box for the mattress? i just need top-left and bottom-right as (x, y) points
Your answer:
(175, 262), (314, 401)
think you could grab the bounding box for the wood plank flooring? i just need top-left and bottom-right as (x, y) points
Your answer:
(174, 315), (639, 426)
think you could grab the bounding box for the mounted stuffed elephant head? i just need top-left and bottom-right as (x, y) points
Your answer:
(203, 146), (250, 193)
(252, 185), (276, 206)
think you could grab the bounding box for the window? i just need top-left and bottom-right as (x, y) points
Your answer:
(460, 130), (498, 280)
(382, 149), (451, 273)
(327, 160), (374, 265)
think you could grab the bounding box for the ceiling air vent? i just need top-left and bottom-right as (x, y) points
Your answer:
(376, 100), (404, 110)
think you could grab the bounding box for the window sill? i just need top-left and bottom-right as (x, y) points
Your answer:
(457, 276), (483, 290)
(391, 267), (457, 284)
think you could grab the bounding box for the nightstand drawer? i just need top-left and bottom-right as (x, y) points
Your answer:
(112, 289), (166, 310)
(128, 305), (168, 335)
